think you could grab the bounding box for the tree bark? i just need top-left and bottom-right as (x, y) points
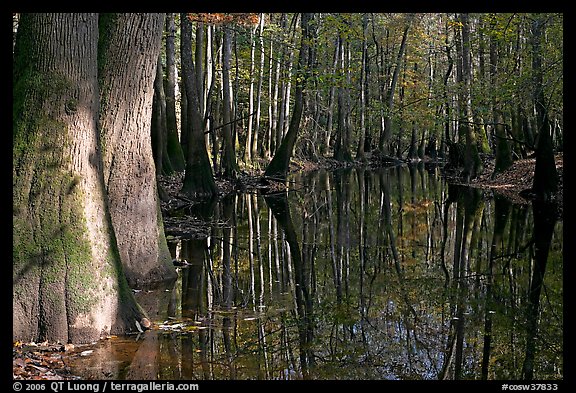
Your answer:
(253, 14), (266, 159)
(264, 13), (313, 181)
(458, 13), (483, 182)
(164, 13), (186, 172)
(151, 55), (172, 176)
(245, 23), (257, 163)
(13, 13), (145, 344)
(221, 25), (239, 178)
(180, 14), (218, 199)
(356, 14), (369, 161)
(333, 31), (353, 162)
(530, 14), (558, 200)
(490, 20), (513, 178)
(98, 13), (176, 288)
(378, 15), (412, 154)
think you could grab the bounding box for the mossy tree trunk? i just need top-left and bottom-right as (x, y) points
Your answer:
(180, 14), (218, 199)
(98, 13), (176, 288)
(264, 13), (313, 181)
(13, 13), (145, 344)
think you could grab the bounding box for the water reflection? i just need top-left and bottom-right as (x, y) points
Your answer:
(67, 165), (562, 380)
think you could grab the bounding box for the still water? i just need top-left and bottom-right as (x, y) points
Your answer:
(68, 165), (563, 380)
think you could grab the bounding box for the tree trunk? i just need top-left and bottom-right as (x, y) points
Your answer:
(264, 13), (313, 180)
(221, 25), (239, 178)
(164, 13), (186, 172)
(245, 24), (257, 163)
(530, 15), (558, 200)
(458, 13), (483, 182)
(334, 33), (353, 162)
(379, 16), (412, 154)
(490, 24), (513, 178)
(253, 14), (265, 159)
(180, 14), (218, 199)
(356, 14), (369, 161)
(323, 38), (340, 156)
(98, 13), (176, 288)
(151, 55), (172, 176)
(13, 13), (145, 344)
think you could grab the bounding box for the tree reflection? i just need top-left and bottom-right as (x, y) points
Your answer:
(264, 191), (315, 378)
(482, 194), (511, 379)
(67, 167), (562, 381)
(521, 200), (557, 380)
(440, 185), (483, 380)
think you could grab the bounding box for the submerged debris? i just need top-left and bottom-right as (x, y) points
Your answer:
(13, 341), (82, 380)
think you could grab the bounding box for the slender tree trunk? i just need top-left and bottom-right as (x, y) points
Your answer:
(180, 14), (217, 199)
(264, 13), (314, 181)
(379, 15), (412, 155)
(221, 25), (239, 178)
(253, 13), (265, 160)
(356, 14), (369, 161)
(98, 13), (176, 288)
(245, 24), (257, 163)
(530, 15), (558, 200)
(13, 13), (146, 344)
(266, 37), (277, 158)
(151, 55), (172, 176)
(459, 13), (483, 182)
(275, 14), (288, 154)
(164, 13), (186, 172)
(324, 38), (340, 156)
(334, 32), (353, 162)
(491, 22), (513, 178)
(195, 21), (205, 130)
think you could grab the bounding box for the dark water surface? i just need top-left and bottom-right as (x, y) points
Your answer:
(67, 165), (563, 380)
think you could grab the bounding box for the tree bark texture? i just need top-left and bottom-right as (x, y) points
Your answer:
(98, 13), (176, 288)
(13, 13), (145, 344)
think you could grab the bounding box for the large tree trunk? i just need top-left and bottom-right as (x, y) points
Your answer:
(180, 14), (218, 199)
(264, 13), (313, 181)
(13, 13), (145, 344)
(98, 13), (176, 288)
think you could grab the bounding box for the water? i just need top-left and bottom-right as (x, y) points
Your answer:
(67, 164), (563, 380)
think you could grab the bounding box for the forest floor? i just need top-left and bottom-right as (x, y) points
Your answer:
(12, 153), (563, 380)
